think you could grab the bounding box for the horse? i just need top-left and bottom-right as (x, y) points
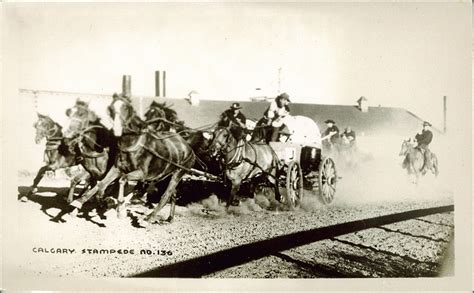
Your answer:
(140, 101), (223, 203)
(144, 101), (220, 174)
(70, 95), (195, 225)
(208, 126), (281, 207)
(20, 113), (89, 202)
(399, 139), (439, 184)
(63, 101), (118, 204)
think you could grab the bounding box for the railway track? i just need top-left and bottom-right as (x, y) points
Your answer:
(133, 205), (454, 278)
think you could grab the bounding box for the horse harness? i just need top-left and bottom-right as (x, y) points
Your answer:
(216, 131), (278, 182)
(117, 129), (195, 180)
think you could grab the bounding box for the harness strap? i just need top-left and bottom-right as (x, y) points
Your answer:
(118, 133), (197, 177)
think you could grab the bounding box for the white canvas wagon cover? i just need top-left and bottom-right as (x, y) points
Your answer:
(281, 115), (322, 149)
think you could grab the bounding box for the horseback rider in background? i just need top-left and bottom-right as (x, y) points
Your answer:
(415, 121), (433, 174)
(322, 119), (340, 150)
(218, 103), (247, 140)
(264, 92), (291, 142)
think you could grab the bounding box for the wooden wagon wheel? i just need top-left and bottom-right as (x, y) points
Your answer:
(319, 156), (337, 204)
(284, 161), (304, 209)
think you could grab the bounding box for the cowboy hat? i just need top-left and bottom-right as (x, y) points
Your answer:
(230, 103), (242, 110)
(277, 92), (291, 102)
(423, 121), (432, 127)
(325, 119), (335, 124)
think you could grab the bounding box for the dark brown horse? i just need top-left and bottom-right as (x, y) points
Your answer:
(209, 127), (281, 206)
(20, 113), (89, 202)
(70, 95), (195, 225)
(64, 101), (118, 203)
(399, 139), (439, 184)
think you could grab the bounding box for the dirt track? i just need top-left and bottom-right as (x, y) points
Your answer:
(15, 173), (453, 278)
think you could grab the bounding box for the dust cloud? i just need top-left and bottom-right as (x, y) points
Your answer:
(182, 133), (456, 217)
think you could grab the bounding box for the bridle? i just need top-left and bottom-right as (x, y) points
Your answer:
(111, 98), (142, 135)
(35, 118), (62, 141)
(209, 127), (234, 156)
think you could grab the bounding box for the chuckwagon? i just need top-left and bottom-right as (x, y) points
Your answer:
(267, 115), (338, 208)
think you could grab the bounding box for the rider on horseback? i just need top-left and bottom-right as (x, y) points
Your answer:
(323, 120), (340, 149)
(415, 121), (433, 174)
(265, 92), (291, 142)
(218, 103), (247, 140)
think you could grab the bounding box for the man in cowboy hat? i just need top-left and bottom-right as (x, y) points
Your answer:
(218, 102), (247, 139)
(264, 92), (291, 142)
(415, 121), (434, 174)
(323, 119), (340, 146)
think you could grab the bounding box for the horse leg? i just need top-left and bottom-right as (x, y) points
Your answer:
(267, 168), (281, 202)
(168, 191), (177, 223)
(144, 169), (185, 224)
(432, 155), (439, 177)
(69, 166), (121, 215)
(30, 165), (50, 193)
(117, 170), (144, 219)
(227, 177), (242, 207)
(67, 170), (90, 203)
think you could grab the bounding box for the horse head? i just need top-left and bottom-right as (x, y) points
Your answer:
(64, 100), (99, 138)
(144, 101), (179, 131)
(34, 113), (56, 144)
(108, 95), (136, 137)
(399, 139), (415, 156)
(208, 127), (233, 158)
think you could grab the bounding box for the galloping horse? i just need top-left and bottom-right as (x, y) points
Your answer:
(70, 95), (195, 224)
(20, 113), (88, 202)
(64, 101), (118, 203)
(209, 127), (281, 206)
(144, 101), (220, 174)
(399, 139), (439, 184)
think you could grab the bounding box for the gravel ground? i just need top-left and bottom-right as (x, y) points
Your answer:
(15, 173), (454, 278)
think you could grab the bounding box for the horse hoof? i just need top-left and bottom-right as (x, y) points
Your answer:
(166, 216), (174, 223)
(70, 200), (82, 209)
(105, 197), (118, 209)
(69, 208), (79, 217)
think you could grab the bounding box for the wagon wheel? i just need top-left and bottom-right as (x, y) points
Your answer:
(319, 157), (337, 204)
(284, 161), (303, 209)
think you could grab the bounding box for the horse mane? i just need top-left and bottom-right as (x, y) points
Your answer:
(37, 114), (63, 131)
(149, 101), (178, 122)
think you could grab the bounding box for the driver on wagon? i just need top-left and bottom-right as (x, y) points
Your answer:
(264, 92), (291, 142)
